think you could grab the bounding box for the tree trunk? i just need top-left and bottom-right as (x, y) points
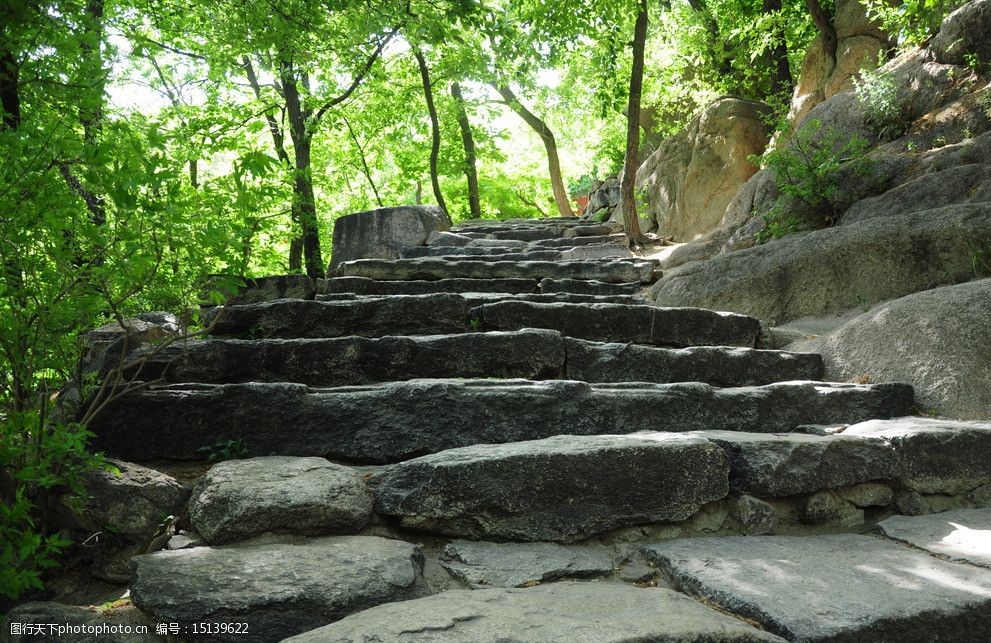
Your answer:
(495, 85), (573, 217)
(414, 49), (447, 213)
(451, 82), (481, 219)
(281, 61), (324, 279)
(805, 0), (838, 62)
(763, 0), (794, 98)
(621, 0), (649, 246)
(78, 0), (106, 226)
(1, 48), (21, 130)
(686, 0), (733, 78)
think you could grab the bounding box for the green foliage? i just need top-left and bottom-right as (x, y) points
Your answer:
(755, 121), (872, 241)
(864, 0), (967, 46)
(854, 67), (909, 139)
(197, 439), (248, 463)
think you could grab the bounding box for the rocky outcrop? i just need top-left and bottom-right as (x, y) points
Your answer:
(188, 457), (373, 544)
(328, 205), (451, 270)
(650, 205), (991, 324)
(635, 98), (771, 241)
(789, 280), (991, 420)
(931, 0), (991, 66)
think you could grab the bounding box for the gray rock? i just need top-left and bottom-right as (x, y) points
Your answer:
(471, 301), (761, 347)
(329, 205), (451, 270)
(538, 277), (643, 296)
(842, 165), (991, 225)
(338, 258), (656, 284)
(843, 417), (991, 494)
(440, 540), (615, 587)
(92, 380), (913, 464)
(694, 430), (899, 497)
(3, 602), (162, 642)
(650, 204), (991, 324)
(324, 276), (538, 295)
(879, 508), (991, 568)
(188, 457), (373, 544)
(69, 460), (188, 541)
(403, 248), (565, 261)
(167, 531), (202, 550)
(205, 294), (469, 338)
(838, 482), (894, 508)
(425, 230), (472, 246)
(227, 275), (316, 305)
(131, 331), (566, 386)
(130, 536), (426, 642)
(282, 582), (785, 643)
(932, 0), (991, 66)
(531, 233), (627, 248)
(789, 279), (991, 420)
(730, 494), (776, 535)
(564, 340), (823, 386)
(644, 534), (991, 642)
(375, 433), (729, 541)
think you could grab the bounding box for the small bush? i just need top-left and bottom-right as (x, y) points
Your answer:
(854, 68), (910, 139)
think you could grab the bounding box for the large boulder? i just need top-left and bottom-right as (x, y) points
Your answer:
(188, 457), (373, 544)
(636, 97), (771, 241)
(329, 205), (451, 271)
(284, 583), (785, 643)
(789, 280), (991, 419)
(650, 204), (991, 324)
(932, 0), (991, 67)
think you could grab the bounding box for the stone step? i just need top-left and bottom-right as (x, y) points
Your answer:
(283, 582), (785, 642)
(468, 300), (760, 347)
(374, 432), (730, 541)
(90, 379), (914, 463)
(131, 330), (824, 387)
(454, 216), (589, 228)
(529, 233), (627, 248)
(336, 258), (656, 284)
(401, 245), (635, 261)
(878, 508), (991, 568)
(316, 291), (644, 305)
(642, 533), (991, 642)
(130, 536), (426, 642)
(322, 276), (645, 297)
(205, 295), (754, 347)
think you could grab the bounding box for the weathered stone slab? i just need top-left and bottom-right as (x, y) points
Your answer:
(283, 583), (785, 642)
(471, 301), (761, 347)
(189, 457), (373, 544)
(539, 277), (644, 296)
(879, 509), (991, 568)
(318, 291), (641, 305)
(228, 275), (316, 305)
(532, 233), (626, 248)
(375, 433), (729, 541)
(204, 294), (468, 338)
(132, 330), (565, 386)
(329, 205), (450, 269)
(402, 246), (564, 261)
(130, 536), (426, 642)
(91, 380), (915, 464)
(338, 258), (656, 284)
(323, 276), (537, 295)
(440, 540), (615, 587)
(843, 417), (991, 494)
(564, 340), (823, 386)
(694, 430), (899, 497)
(643, 534), (991, 642)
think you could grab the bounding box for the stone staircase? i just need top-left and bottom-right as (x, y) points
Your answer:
(75, 217), (991, 641)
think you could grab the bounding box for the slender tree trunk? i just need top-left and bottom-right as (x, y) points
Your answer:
(415, 180), (423, 204)
(451, 82), (481, 218)
(451, 83), (482, 219)
(494, 85), (574, 217)
(763, 0), (794, 98)
(805, 0), (838, 62)
(414, 49), (447, 213)
(78, 0), (106, 226)
(621, 0), (649, 246)
(342, 114), (383, 207)
(1, 48), (21, 130)
(281, 61), (324, 279)
(189, 159), (199, 189)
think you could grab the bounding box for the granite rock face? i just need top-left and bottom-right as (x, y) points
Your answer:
(329, 205), (451, 269)
(188, 457), (373, 544)
(283, 583), (786, 643)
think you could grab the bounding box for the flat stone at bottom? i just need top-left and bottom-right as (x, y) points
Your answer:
(643, 533), (991, 642)
(879, 508), (991, 568)
(282, 582), (785, 642)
